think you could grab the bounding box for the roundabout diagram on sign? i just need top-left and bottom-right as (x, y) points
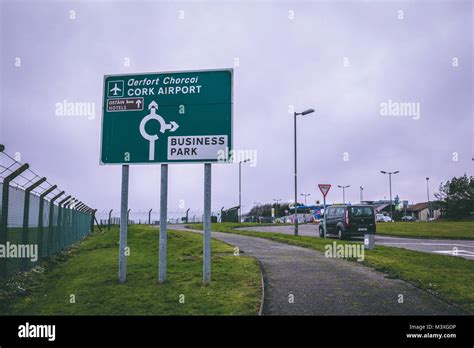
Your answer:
(139, 100), (179, 160)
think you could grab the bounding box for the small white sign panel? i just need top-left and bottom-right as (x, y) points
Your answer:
(168, 135), (228, 160)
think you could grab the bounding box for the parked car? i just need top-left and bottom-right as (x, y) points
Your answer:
(376, 214), (394, 222)
(244, 216), (257, 223)
(401, 215), (416, 222)
(319, 205), (376, 240)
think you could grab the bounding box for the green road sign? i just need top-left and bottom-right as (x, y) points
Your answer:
(101, 69), (233, 164)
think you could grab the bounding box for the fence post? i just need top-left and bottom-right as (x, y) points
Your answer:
(37, 185), (56, 260)
(0, 163), (29, 279)
(72, 200), (80, 244)
(65, 198), (75, 249)
(65, 198), (76, 248)
(108, 209), (113, 230)
(69, 199), (77, 243)
(21, 177), (46, 270)
(56, 196), (72, 253)
(48, 191), (64, 256)
(91, 209), (97, 233)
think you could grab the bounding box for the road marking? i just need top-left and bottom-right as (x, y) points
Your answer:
(433, 250), (474, 258)
(380, 242), (474, 248)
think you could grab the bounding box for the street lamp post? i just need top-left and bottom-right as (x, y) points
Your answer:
(300, 193), (310, 207)
(337, 185), (350, 203)
(360, 186), (363, 203)
(380, 170), (399, 219)
(426, 177), (430, 221)
(294, 108), (315, 236)
(239, 159), (250, 223)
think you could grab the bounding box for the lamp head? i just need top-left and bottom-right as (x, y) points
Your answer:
(301, 108), (315, 115)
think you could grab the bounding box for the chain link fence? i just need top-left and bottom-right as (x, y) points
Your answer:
(95, 210), (205, 228)
(0, 145), (95, 280)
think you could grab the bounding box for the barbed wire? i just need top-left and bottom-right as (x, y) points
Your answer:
(0, 147), (90, 209)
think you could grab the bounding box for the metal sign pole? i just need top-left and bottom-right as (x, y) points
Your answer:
(158, 164), (168, 283)
(203, 163), (212, 283)
(119, 165), (129, 283)
(323, 195), (327, 238)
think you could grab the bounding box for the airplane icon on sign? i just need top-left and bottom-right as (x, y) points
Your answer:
(107, 80), (124, 97)
(110, 83), (122, 96)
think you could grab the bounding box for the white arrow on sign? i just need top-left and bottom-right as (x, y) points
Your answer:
(139, 100), (180, 160)
(318, 184), (331, 198)
(148, 100), (158, 110)
(162, 121), (179, 133)
(136, 99), (142, 108)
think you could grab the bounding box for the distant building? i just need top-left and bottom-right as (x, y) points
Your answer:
(362, 200), (392, 214)
(406, 202), (441, 221)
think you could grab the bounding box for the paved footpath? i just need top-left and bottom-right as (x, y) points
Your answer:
(170, 225), (464, 316)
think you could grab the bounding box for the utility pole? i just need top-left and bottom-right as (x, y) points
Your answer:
(381, 170), (399, 219)
(238, 159), (250, 223)
(300, 193), (310, 207)
(426, 177), (430, 221)
(293, 108), (315, 235)
(337, 185), (350, 204)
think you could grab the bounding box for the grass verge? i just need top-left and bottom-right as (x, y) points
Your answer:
(187, 222), (474, 314)
(375, 220), (474, 239)
(0, 225), (261, 315)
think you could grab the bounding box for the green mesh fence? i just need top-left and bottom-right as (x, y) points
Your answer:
(0, 183), (93, 280)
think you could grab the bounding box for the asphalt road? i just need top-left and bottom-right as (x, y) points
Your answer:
(170, 225), (464, 315)
(236, 224), (474, 260)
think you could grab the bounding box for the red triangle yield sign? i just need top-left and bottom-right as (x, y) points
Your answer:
(318, 184), (331, 198)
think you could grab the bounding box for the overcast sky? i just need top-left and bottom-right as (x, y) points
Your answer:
(1, 0), (472, 217)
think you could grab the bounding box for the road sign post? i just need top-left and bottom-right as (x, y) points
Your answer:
(119, 165), (129, 283)
(101, 69), (232, 285)
(318, 184), (331, 238)
(203, 163), (211, 283)
(159, 164), (168, 283)
(323, 196), (327, 237)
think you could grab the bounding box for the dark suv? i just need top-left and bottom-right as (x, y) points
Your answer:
(319, 205), (376, 239)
